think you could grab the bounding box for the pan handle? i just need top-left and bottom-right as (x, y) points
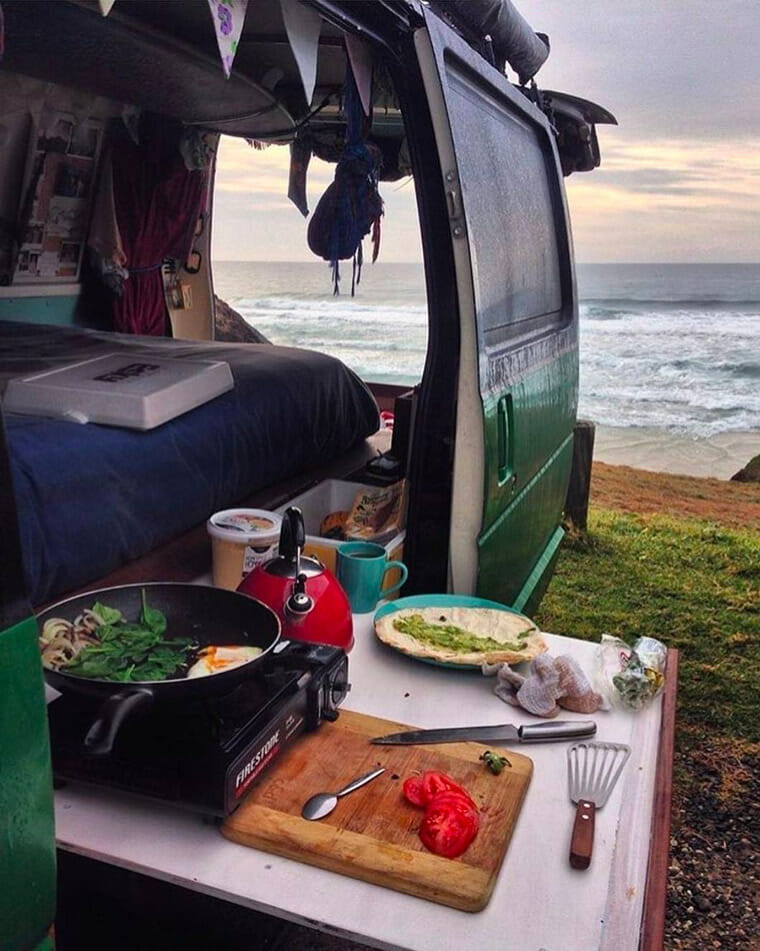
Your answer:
(569, 798), (596, 870)
(84, 689), (154, 757)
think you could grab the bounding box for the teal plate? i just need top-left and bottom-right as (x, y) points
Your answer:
(373, 594), (538, 670)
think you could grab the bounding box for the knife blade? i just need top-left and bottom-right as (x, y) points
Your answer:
(370, 720), (597, 745)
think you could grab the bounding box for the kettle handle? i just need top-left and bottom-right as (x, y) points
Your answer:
(280, 507), (306, 561)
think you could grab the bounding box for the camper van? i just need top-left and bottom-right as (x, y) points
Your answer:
(0, 1), (616, 947)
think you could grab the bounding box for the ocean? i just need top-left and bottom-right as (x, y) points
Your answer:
(212, 261), (760, 439)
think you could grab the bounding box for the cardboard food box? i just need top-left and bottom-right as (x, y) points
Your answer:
(276, 480), (406, 597)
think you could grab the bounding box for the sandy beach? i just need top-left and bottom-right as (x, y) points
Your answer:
(592, 425), (760, 481)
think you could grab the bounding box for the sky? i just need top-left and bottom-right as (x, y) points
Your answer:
(211, 0), (760, 264)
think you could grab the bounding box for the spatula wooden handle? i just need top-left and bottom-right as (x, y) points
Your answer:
(569, 799), (596, 869)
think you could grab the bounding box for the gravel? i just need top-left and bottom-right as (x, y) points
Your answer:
(665, 746), (760, 950)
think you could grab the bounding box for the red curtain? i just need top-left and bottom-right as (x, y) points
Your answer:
(111, 117), (205, 335)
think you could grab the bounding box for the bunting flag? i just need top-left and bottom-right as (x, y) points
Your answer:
(280, 0), (321, 105)
(345, 34), (373, 117)
(287, 136), (312, 217)
(98, 0), (118, 15)
(207, 0), (249, 78)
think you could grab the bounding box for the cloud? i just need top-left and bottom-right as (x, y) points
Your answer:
(585, 143), (760, 202)
(519, 0), (760, 139)
(214, 138), (334, 195)
(564, 136), (760, 259)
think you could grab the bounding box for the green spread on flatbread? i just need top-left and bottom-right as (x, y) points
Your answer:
(392, 613), (528, 654)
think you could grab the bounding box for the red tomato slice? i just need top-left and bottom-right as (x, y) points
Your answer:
(427, 790), (479, 820)
(402, 776), (427, 807)
(421, 770), (473, 805)
(419, 799), (479, 858)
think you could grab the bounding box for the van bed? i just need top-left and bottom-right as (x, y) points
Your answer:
(0, 321), (379, 605)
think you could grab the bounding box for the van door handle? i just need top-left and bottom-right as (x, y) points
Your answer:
(497, 394), (514, 487)
(446, 188), (461, 219)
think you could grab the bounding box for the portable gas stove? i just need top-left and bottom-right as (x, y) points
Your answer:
(47, 639), (349, 817)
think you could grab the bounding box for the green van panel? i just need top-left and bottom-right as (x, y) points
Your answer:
(477, 427), (574, 606)
(480, 343), (578, 527)
(511, 524), (565, 617)
(476, 338), (577, 610)
(0, 615), (57, 951)
(0, 293), (81, 326)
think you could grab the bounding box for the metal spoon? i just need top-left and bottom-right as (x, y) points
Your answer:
(301, 767), (385, 821)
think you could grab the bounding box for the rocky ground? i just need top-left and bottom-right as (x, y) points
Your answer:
(213, 295), (270, 344)
(667, 734), (760, 951)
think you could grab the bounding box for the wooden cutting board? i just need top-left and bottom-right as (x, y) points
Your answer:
(221, 709), (532, 911)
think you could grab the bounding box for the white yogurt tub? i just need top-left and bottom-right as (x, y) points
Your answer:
(207, 508), (282, 590)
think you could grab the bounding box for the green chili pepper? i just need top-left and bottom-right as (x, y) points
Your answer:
(480, 751), (510, 774)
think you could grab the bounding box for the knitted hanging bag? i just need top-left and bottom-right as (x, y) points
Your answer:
(307, 64), (383, 294)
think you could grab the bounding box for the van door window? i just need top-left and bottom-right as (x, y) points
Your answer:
(438, 65), (570, 345)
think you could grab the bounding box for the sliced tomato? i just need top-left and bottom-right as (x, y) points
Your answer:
(419, 799), (479, 858)
(421, 771), (475, 808)
(402, 775), (427, 807)
(427, 790), (479, 821)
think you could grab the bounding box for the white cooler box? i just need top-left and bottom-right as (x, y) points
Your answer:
(277, 479), (406, 597)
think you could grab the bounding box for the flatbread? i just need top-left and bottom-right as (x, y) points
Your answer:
(374, 605), (547, 667)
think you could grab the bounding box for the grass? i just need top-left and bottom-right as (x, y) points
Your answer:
(534, 506), (760, 744)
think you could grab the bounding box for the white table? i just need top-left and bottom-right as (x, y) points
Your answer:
(53, 615), (671, 951)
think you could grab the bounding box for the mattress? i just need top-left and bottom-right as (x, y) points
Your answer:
(0, 322), (379, 605)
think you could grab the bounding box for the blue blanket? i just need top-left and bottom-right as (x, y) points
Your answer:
(0, 322), (379, 605)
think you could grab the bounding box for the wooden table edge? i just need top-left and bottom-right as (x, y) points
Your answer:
(639, 647), (679, 951)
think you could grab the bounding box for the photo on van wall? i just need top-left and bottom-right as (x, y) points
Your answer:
(36, 116), (73, 154)
(46, 198), (86, 239)
(53, 163), (92, 200)
(13, 114), (103, 283)
(68, 123), (100, 159)
(59, 242), (81, 267)
(59, 242), (80, 264)
(23, 223), (44, 247)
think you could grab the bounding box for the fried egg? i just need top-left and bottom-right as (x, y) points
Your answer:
(186, 645), (262, 678)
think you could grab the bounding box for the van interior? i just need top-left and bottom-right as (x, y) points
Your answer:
(0, 0), (615, 614)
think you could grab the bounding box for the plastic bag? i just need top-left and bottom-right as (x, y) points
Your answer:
(594, 634), (667, 711)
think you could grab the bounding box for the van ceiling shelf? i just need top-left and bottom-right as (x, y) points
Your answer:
(0, 0), (295, 138)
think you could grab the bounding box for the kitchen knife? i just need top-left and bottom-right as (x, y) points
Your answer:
(370, 720), (596, 745)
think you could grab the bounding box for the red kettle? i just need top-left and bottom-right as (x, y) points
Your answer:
(237, 506), (354, 651)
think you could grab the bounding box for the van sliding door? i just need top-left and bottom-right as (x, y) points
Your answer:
(415, 10), (578, 611)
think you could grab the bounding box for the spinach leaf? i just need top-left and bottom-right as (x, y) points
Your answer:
(63, 590), (195, 682)
(140, 588), (167, 636)
(91, 602), (123, 625)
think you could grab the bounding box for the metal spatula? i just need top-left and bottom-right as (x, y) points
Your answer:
(567, 741), (631, 870)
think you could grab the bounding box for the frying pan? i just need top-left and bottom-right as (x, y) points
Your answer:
(37, 582), (281, 755)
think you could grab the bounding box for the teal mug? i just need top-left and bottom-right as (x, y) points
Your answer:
(336, 542), (408, 614)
